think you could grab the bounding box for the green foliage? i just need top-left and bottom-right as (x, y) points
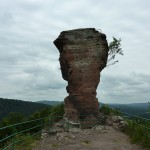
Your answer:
(15, 135), (40, 150)
(100, 105), (111, 115)
(100, 104), (150, 149)
(51, 103), (64, 116)
(38, 107), (52, 118)
(0, 112), (26, 147)
(100, 104), (122, 116)
(4, 133), (41, 150)
(148, 102), (150, 112)
(107, 37), (123, 67)
(124, 120), (150, 148)
(0, 98), (50, 120)
(109, 37), (123, 55)
(50, 103), (65, 123)
(2, 112), (25, 125)
(109, 103), (150, 118)
(0, 103), (64, 148)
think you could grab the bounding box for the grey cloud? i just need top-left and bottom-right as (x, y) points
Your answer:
(0, 12), (14, 27)
(0, 0), (150, 103)
(98, 73), (150, 103)
(0, 61), (67, 101)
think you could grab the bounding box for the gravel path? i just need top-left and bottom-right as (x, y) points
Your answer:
(33, 126), (147, 150)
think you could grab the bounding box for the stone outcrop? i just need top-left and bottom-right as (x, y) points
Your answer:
(53, 28), (109, 127)
(106, 115), (128, 130)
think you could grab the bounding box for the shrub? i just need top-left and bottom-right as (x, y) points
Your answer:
(100, 104), (122, 116)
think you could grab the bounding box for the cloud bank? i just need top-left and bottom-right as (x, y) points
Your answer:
(0, 0), (150, 103)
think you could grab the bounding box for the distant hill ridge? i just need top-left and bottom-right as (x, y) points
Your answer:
(0, 98), (149, 120)
(109, 103), (150, 118)
(0, 98), (50, 120)
(36, 100), (61, 106)
(37, 100), (150, 118)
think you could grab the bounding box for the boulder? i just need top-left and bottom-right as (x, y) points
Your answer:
(111, 116), (123, 123)
(106, 116), (113, 126)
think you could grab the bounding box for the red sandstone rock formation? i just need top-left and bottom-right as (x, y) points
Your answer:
(54, 28), (109, 127)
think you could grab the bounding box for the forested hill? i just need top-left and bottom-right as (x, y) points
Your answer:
(37, 100), (150, 118)
(0, 98), (50, 120)
(109, 103), (150, 118)
(36, 100), (61, 106)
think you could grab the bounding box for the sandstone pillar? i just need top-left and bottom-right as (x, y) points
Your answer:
(54, 28), (109, 128)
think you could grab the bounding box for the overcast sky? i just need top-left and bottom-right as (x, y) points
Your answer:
(0, 0), (150, 104)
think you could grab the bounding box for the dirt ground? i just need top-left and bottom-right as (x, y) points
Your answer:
(33, 126), (147, 150)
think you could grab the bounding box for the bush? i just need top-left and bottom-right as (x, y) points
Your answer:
(0, 103), (65, 147)
(100, 105), (150, 149)
(121, 114), (150, 149)
(100, 105), (122, 116)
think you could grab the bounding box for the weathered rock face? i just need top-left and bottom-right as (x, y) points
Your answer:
(54, 28), (109, 127)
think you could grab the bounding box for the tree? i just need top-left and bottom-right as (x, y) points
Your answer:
(107, 37), (123, 67)
(148, 102), (150, 113)
(0, 112), (25, 126)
